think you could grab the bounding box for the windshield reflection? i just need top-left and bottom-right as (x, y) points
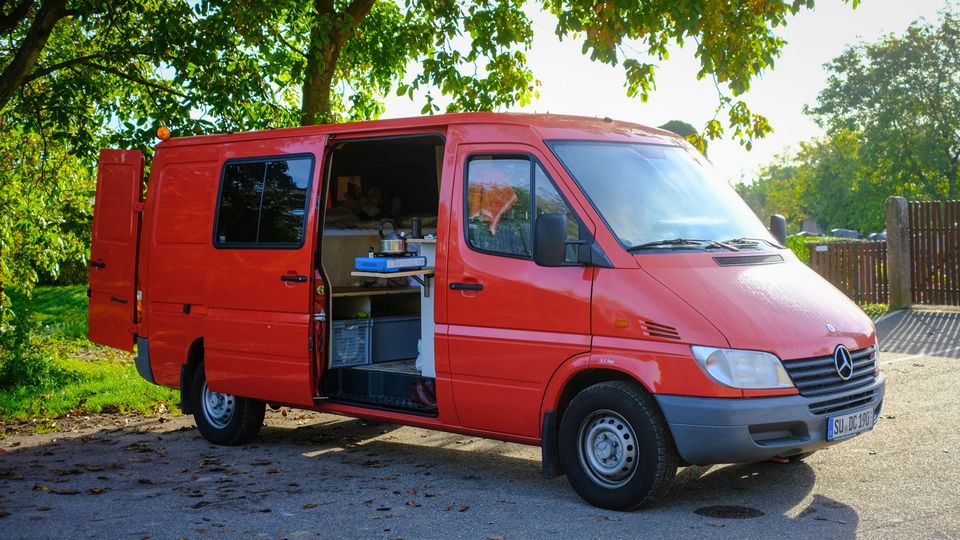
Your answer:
(548, 141), (776, 251)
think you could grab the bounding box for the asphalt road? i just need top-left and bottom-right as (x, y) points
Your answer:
(1, 311), (958, 539)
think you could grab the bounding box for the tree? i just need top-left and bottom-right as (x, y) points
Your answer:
(1, 0), (856, 303)
(2, 1), (855, 147)
(741, 10), (960, 235)
(809, 10), (960, 200)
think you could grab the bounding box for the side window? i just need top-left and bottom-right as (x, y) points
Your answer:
(215, 156), (313, 247)
(467, 156), (532, 257)
(466, 155), (582, 263)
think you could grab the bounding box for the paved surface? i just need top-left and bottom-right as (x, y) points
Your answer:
(1, 317), (959, 538)
(876, 309), (960, 358)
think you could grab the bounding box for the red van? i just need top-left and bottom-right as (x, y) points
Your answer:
(88, 113), (884, 510)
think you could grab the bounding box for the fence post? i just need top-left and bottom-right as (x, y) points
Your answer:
(886, 196), (911, 309)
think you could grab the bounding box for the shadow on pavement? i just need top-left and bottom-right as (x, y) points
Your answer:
(657, 460), (858, 537)
(877, 310), (960, 357)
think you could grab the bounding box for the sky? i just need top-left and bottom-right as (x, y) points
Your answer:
(381, 0), (954, 184)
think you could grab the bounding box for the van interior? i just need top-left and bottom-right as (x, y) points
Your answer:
(318, 135), (443, 416)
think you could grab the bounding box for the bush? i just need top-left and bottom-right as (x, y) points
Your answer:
(0, 305), (78, 390)
(859, 303), (890, 320)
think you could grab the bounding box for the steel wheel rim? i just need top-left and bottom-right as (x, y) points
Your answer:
(577, 409), (639, 488)
(201, 381), (235, 429)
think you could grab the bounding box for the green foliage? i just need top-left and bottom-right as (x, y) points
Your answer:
(0, 125), (94, 322)
(740, 10), (960, 234)
(9, 285), (89, 341)
(0, 304), (78, 391)
(786, 235), (834, 264)
(858, 303), (889, 320)
(0, 352), (179, 421)
(0, 286), (177, 422)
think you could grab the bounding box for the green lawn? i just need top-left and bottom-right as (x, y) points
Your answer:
(0, 286), (179, 426)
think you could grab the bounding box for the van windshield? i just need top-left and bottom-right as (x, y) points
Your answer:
(548, 141), (777, 251)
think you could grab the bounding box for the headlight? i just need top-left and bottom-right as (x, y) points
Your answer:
(691, 346), (794, 389)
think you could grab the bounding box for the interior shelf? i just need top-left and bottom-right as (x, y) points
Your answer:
(332, 286), (420, 298)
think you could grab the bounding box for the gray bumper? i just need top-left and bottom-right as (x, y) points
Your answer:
(134, 336), (155, 384)
(656, 375), (885, 465)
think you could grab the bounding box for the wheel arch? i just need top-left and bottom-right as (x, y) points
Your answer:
(179, 337), (204, 414)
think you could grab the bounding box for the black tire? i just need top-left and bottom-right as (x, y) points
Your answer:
(190, 364), (265, 445)
(559, 381), (678, 510)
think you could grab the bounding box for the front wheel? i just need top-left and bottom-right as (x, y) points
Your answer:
(190, 364), (265, 445)
(559, 381), (678, 510)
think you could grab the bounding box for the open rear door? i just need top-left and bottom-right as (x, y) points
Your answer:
(88, 149), (145, 351)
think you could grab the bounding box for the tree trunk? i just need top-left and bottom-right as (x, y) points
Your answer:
(0, 0), (69, 112)
(299, 0), (376, 126)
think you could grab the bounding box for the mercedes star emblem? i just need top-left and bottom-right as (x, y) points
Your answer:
(834, 345), (854, 381)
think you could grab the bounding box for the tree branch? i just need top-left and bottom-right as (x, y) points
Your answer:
(22, 53), (105, 83)
(82, 60), (188, 98)
(0, 0), (69, 111)
(0, 0), (33, 34)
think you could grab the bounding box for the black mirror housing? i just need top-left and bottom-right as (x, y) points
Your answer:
(534, 214), (566, 267)
(769, 214), (787, 246)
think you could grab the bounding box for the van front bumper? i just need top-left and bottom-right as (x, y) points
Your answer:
(655, 374), (885, 465)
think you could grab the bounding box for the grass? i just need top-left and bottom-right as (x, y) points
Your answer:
(0, 285), (179, 426)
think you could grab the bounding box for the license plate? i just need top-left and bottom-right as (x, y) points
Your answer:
(827, 407), (874, 441)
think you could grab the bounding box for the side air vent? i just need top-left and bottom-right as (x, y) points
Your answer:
(713, 254), (784, 266)
(640, 320), (681, 341)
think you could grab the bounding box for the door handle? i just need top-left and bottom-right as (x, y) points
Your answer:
(89, 260), (106, 269)
(280, 275), (308, 283)
(450, 282), (484, 291)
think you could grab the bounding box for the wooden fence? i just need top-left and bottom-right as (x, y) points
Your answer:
(809, 241), (888, 304)
(908, 200), (960, 306)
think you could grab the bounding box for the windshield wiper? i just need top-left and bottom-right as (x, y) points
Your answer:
(722, 237), (782, 248)
(627, 238), (739, 252)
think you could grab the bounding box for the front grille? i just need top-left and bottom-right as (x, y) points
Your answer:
(809, 390), (876, 415)
(783, 347), (877, 399)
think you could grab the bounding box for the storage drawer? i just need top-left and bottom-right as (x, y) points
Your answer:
(371, 315), (421, 363)
(331, 319), (372, 368)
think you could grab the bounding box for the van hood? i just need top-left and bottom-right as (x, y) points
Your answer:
(637, 253), (876, 360)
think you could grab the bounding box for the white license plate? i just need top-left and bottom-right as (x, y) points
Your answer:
(827, 407), (874, 441)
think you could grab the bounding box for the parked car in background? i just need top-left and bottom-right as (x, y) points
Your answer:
(830, 228), (864, 239)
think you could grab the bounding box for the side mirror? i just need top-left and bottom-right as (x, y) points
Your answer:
(769, 214), (787, 246)
(534, 213), (566, 267)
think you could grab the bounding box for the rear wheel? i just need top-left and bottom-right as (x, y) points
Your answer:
(190, 364), (265, 445)
(559, 381), (678, 510)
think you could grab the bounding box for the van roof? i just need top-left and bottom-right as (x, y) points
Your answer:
(159, 112), (684, 148)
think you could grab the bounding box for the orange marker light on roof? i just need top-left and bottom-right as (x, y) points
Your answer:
(156, 126), (170, 141)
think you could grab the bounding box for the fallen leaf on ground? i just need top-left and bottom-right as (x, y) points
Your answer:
(50, 488), (81, 495)
(459, 505), (470, 512)
(0, 511), (10, 518)
(303, 503), (318, 509)
(191, 501), (211, 509)
(137, 478), (155, 485)
(87, 487), (108, 495)
(405, 501), (421, 507)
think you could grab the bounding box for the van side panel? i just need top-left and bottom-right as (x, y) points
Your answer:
(88, 149), (144, 351)
(141, 153), (219, 386)
(201, 137), (324, 407)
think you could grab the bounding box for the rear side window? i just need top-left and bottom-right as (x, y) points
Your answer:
(465, 155), (582, 263)
(214, 156), (313, 248)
